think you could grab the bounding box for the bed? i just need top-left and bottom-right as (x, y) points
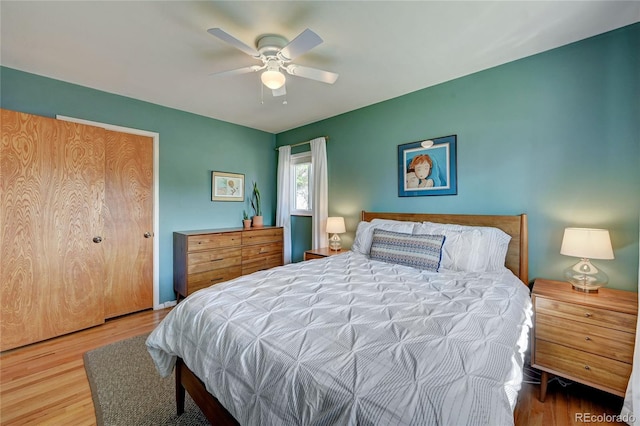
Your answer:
(147, 211), (532, 425)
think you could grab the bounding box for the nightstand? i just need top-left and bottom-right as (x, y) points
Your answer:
(304, 247), (345, 261)
(531, 279), (637, 401)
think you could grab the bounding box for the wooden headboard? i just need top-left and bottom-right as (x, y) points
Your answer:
(361, 211), (529, 285)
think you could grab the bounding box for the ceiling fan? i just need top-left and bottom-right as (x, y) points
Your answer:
(207, 27), (339, 97)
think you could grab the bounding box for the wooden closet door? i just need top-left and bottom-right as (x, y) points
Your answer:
(1, 110), (106, 351)
(103, 130), (153, 318)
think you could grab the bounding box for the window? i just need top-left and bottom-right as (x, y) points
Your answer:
(290, 152), (313, 216)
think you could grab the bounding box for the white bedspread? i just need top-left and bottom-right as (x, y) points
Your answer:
(147, 251), (532, 426)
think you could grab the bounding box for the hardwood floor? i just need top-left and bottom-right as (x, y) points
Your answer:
(515, 380), (626, 425)
(0, 308), (629, 425)
(0, 308), (170, 425)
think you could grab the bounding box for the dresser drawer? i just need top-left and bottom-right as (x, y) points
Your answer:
(242, 254), (283, 275)
(187, 247), (241, 274)
(534, 340), (631, 395)
(536, 297), (637, 333)
(242, 242), (283, 259)
(188, 232), (242, 252)
(535, 313), (634, 363)
(187, 266), (242, 294)
(242, 228), (283, 245)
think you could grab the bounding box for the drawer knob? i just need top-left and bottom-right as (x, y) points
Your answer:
(584, 365), (591, 370)
(585, 336), (591, 341)
(584, 313), (592, 318)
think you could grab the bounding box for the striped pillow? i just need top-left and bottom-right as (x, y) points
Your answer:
(369, 229), (445, 272)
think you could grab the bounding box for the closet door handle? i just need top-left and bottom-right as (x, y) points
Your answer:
(93, 236), (103, 243)
(144, 232), (152, 238)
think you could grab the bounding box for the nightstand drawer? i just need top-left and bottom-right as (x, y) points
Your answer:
(536, 297), (636, 333)
(535, 340), (631, 395)
(536, 314), (634, 363)
(304, 248), (345, 261)
(304, 253), (326, 260)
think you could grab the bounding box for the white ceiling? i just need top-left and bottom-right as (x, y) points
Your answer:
(1, 1), (638, 133)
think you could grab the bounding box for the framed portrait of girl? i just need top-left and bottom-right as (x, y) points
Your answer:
(397, 135), (457, 197)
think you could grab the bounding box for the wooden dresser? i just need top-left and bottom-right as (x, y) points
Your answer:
(531, 279), (637, 401)
(173, 226), (283, 300)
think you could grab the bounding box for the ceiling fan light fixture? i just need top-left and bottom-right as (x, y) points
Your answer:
(261, 69), (286, 90)
(209, 28), (338, 94)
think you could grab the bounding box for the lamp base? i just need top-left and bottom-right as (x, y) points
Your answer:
(329, 233), (342, 251)
(564, 258), (608, 294)
(570, 283), (601, 293)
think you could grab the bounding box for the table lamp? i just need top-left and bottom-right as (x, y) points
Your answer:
(326, 217), (346, 251)
(560, 227), (614, 293)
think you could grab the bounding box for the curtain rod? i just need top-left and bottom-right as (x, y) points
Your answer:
(274, 136), (329, 151)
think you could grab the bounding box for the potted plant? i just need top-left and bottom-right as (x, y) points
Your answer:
(242, 210), (251, 229)
(250, 181), (263, 227)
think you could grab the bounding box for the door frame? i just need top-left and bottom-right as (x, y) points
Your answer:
(57, 115), (161, 310)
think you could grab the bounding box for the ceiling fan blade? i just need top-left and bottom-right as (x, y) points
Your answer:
(285, 65), (338, 84)
(272, 85), (287, 97)
(207, 28), (260, 58)
(278, 29), (323, 61)
(210, 65), (262, 77)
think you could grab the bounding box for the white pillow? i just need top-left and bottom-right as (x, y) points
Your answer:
(352, 220), (416, 255)
(414, 223), (482, 271)
(371, 218), (421, 227)
(415, 222), (511, 272)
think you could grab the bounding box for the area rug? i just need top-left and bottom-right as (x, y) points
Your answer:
(83, 334), (209, 425)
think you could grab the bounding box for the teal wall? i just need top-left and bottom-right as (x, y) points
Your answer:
(1, 67), (276, 303)
(2, 23), (638, 296)
(276, 24), (640, 291)
(291, 216), (312, 263)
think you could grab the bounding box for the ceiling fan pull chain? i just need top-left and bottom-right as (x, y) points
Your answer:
(260, 82), (264, 105)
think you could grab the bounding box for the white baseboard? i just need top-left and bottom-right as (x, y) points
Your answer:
(161, 300), (177, 309)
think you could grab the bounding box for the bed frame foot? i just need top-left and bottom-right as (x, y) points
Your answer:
(176, 358), (186, 415)
(175, 357), (240, 425)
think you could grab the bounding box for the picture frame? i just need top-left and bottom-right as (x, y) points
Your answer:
(397, 135), (457, 197)
(211, 171), (245, 201)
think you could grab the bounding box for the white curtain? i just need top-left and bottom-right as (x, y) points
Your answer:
(622, 222), (640, 424)
(276, 145), (292, 264)
(310, 137), (328, 249)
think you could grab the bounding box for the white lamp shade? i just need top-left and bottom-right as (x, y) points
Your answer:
(326, 217), (346, 234)
(261, 70), (286, 89)
(560, 227), (614, 260)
